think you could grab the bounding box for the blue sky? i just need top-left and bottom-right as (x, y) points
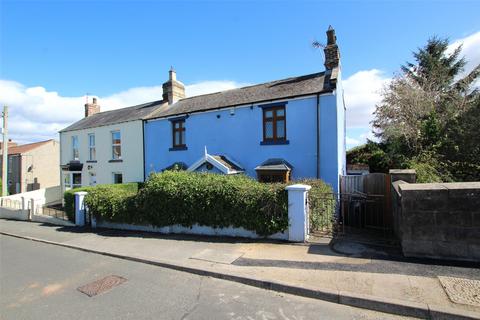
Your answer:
(1, 0), (479, 145)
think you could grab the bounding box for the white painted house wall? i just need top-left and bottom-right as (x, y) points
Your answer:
(60, 120), (144, 191)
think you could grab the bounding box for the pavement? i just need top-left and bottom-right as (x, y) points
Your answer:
(1, 218), (480, 319)
(1, 235), (416, 320)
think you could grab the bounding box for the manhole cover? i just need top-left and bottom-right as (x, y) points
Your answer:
(77, 275), (127, 297)
(438, 276), (480, 307)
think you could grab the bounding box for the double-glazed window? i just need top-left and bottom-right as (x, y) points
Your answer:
(64, 172), (82, 190)
(72, 136), (79, 160)
(172, 120), (186, 148)
(88, 134), (96, 161)
(111, 131), (121, 160)
(263, 106), (286, 142)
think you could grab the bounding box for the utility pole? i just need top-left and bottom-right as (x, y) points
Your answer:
(2, 105), (8, 196)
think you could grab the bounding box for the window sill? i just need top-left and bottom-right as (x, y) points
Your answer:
(260, 140), (290, 146)
(86, 160), (97, 163)
(108, 159), (123, 163)
(169, 146), (188, 151)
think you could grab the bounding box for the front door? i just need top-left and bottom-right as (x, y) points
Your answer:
(89, 173), (97, 186)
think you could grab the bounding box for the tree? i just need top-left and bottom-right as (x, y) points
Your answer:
(370, 37), (479, 181)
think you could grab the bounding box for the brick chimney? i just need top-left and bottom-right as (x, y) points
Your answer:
(324, 26), (340, 70)
(85, 97), (100, 117)
(162, 67), (185, 105)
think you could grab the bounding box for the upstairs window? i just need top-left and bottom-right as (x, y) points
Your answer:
(172, 120), (186, 148)
(111, 131), (121, 160)
(262, 106), (286, 143)
(72, 136), (79, 160)
(88, 134), (96, 161)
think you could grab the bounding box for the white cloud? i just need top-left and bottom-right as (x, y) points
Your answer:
(1, 80), (249, 144)
(449, 31), (480, 76)
(346, 136), (361, 147)
(343, 69), (390, 129)
(449, 31), (480, 87)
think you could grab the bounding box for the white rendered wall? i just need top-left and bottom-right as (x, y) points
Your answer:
(60, 120), (145, 188)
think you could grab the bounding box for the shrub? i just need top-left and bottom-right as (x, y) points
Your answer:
(84, 183), (139, 224)
(64, 183), (139, 222)
(135, 171), (288, 236)
(291, 179), (334, 232)
(80, 172), (333, 237)
(64, 186), (93, 221)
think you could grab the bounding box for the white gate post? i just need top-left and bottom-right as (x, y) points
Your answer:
(285, 184), (311, 242)
(28, 198), (35, 221)
(74, 191), (88, 226)
(21, 196), (26, 211)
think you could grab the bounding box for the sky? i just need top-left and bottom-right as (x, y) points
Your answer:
(1, 0), (479, 147)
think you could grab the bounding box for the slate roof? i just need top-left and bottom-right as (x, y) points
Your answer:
(212, 155), (244, 172)
(61, 71), (332, 132)
(255, 158), (293, 171)
(146, 71), (330, 120)
(60, 100), (163, 132)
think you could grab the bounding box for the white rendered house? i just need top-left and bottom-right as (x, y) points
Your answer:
(59, 98), (157, 192)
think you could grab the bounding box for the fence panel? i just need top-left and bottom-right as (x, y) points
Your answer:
(340, 175), (365, 194)
(340, 173), (393, 232)
(36, 205), (70, 221)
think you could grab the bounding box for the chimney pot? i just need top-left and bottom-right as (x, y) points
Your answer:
(324, 26), (340, 70)
(163, 68), (185, 105)
(85, 97), (100, 117)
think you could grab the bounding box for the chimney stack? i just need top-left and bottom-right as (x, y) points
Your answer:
(162, 67), (185, 105)
(324, 26), (340, 70)
(85, 97), (100, 117)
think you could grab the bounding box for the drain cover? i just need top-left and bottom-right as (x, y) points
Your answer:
(438, 276), (480, 307)
(77, 275), (127, 297)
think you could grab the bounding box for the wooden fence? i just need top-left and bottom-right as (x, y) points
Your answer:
(340, 173), (392, 231)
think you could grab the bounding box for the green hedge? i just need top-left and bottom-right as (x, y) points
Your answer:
(64, 183), (139, 222)
(81, 172), (333, 237)
(64, 186), (93, 222)
(291, 179), (334, 232)
(84, 183), (139, 224)
(86, 171), (288, 236)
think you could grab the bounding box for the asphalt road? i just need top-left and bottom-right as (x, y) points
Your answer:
(0, 235), (412, 320)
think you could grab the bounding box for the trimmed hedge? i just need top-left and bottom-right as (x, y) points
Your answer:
(86, 171), (288, 236)
(64, 183), (139, 222)
(81, 172), (333, 237)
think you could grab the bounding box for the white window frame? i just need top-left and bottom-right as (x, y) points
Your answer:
(63, 172), (82, 190)
(112, 172), (123, 184)
(88, 133), (96, 161)
(72, 136), (79, 160)
(111, 131), (122, 160)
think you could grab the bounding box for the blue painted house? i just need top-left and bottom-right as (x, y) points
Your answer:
(144, 27), (346, 192)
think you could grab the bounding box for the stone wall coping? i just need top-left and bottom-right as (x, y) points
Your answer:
(391, 180), (407, 196)
(399, 183), (448, 191)
(399, 182), (480, 191)
(389, 169), (416, 174)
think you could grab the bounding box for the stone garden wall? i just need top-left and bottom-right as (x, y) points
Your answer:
(392, 181), (480, 262)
